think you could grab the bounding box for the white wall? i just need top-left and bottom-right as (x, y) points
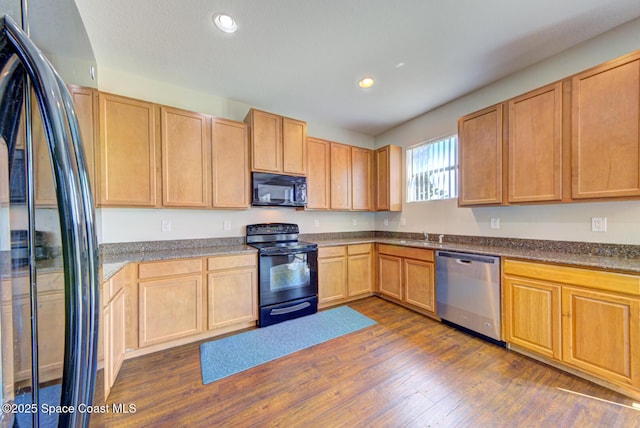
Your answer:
(374, 17), (640, 245)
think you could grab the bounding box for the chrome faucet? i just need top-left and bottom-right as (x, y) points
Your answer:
(439, 234), (444, 244)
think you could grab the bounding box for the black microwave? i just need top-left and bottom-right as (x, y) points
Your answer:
(252, 172), (307, 207)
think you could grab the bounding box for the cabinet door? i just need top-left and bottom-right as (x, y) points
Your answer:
(138, 275), (203, 347)
(377, 253), (402, 300)
(347, 249), (373, 297)
(503, 275), (561, 360)
(458, 104), (504, 206)
(375, 145), (402, 211)
(247, 109), (282, 173)
(330, 142), (352, 210)
(404, 259), (436, 314)
(31, 100), (57, 206)
(161, 107), (210, 208)
(208, 267), (257, 329)
(282, 117), (307, 175)
(351, 147), (373, 211)
(69, 85), (98, 202)
(572, 53), (640, 199)
(212, 118), (250, 208)
(562, 286), (640, 388)
(104, 287), (126, 399)
(99, 93), (159, 206)
(306, 137), (331, 209)
(318, 247), (347, 305)
(508, 82), (563, 203)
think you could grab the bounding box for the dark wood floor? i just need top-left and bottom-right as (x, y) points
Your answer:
(90, 297), (640, 427)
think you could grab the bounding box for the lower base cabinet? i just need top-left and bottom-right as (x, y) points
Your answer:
(207, 254), (257, 329)
(503, 259), (640, 398)
(103, 264), (130, 399)
(376, 244), (436, 316)
(137, 258), (204, 348)
(318, 244), (373, 308)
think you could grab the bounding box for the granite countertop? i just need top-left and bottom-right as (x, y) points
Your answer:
(310, 237), (640, 274)
(101, 244), (257, 281)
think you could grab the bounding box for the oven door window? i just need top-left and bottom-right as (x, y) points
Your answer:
(259, 251), (318, 307)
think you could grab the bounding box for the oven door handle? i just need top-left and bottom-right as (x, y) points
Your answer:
(260, 249), (317, 257)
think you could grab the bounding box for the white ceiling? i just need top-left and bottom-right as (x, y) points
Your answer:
(73, 0), (640, 136)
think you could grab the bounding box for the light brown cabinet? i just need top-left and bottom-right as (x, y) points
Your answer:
(503, 273), (562, 360)
(161, 106), (210, 208)
(137, 259), (204, 347)
(207, 254), (257, 329)
(330, 142), (352, 210)
(351, 147), (373, 211)
(508, 82), (564, 203)
(318, 244), (374, 308)
(69, 85), (98, 202)
(11, 271), (65, 384)
(374, 145), (402, 211)
(244, 108), (307, 175)
(211, 118), (250, 208)
(571, 52), (640, 199)
(98, 92), (160, 207)
(458, 104), (504, 206)
(102, 264), (130, 399)
(306, 137), (331, 209)
(376, 245), (436, 315)
(502, 259), (640, 398)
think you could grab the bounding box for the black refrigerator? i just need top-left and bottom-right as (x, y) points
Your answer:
(0, 13), (99, 428)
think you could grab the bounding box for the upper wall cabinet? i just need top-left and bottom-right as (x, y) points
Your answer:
(161, 106), (211, 208)
(351, 146), (373, 211)
(98, 92), (160, 207)
(211, 118), (250, 208)
(69, 86), (98, 204)
(508, 82), (564, 203)
(458, 104), (505, 207)
(330, 142), (352, 210)
(374, 145), (402, 212)
(306, 137), (331, 210)
(571, 52), (640, 200)
(244, 108), (307, 176)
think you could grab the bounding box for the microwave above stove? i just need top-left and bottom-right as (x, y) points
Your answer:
(252, 172), (307, 207)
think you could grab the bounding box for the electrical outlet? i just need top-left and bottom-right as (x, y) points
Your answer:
(400, 217), (407, 227)
(383, 218), (389, 226)
(352, 219), (357, 226)
(591, 217), (607, 232)
(490, 217), (500, 229)
(314, 219), (320, 228)
(161, 220), (171, 232)
(223, 221), (231, 231)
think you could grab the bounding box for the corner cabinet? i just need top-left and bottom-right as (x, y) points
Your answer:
(374, 145), (402, 212)
(503, 259), (640, 399)
(571, 52), (640, 199)
(376, 244), (436, 316)
(458, 104), (504, 206)
(351, 147), (373, 211)
(244, 108), (307, 176)
(318, 244), (374, 308)
(98, 92), (160, 207)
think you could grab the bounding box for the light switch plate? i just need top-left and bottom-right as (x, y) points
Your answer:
(223, 221), (231, 231)
(490, 217), (500, 229)
(161, 220), (171, 232)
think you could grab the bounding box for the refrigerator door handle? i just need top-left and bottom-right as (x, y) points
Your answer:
(1, 14), (99, 428)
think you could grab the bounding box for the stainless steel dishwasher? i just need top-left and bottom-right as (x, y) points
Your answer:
(436, 251), (503, 344)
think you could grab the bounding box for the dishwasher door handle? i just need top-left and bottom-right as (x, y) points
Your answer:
(456, 259), (473, 265)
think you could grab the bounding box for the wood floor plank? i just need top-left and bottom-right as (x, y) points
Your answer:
(89, 297), (640, 427)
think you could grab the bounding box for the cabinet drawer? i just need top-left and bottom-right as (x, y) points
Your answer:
(377, 244), (433, 262)
(108, 266), (129, 299)
(503, 259), (640, 297)
(138, 258), (203, 279)
(319, 246), (346, 258)
(208, 254), (256, 271)
(348, 243), (373, 256)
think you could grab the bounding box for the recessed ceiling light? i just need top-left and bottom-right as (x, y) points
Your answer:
(358, 77), (375, 89)
(213, 13), (237, 33)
